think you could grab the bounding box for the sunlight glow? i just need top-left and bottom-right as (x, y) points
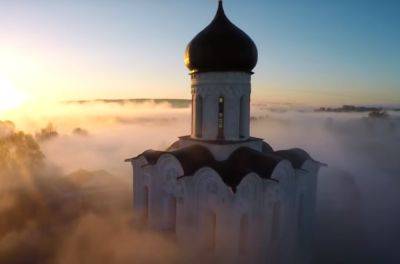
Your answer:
(0, 76), (27, 112)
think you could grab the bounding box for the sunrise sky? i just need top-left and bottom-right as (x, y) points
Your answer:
(0, 0), (399, 107)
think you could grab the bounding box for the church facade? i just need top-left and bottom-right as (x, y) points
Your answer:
(127, 2), (320, 263)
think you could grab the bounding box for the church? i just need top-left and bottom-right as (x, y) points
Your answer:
(127, 1), (321, 263)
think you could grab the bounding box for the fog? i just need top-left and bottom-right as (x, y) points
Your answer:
(251, 110), (400, 263)
(1, 101), (399, 263)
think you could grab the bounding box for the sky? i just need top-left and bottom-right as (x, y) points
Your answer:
(0, 0), (399, 107)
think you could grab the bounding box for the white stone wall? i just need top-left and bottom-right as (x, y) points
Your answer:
(293, 160), (320, 264)
(190, 72), (251, 141)
(130, 153), (320, 264)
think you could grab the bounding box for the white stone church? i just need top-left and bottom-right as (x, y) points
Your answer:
(127, 1), (321, 263)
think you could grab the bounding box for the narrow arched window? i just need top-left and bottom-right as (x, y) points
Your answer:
(191, 94), (194, 135)
(217, 96), (224, 140)
(270, 202), (281, 264)
(143, 186), (149, 225)
(239, 214), (249, 255)
(204, 210), (217, 252)
(239, 96), (245, 138)
(271, 201), (280, 242)
(297, 194), (305, 237)
(166, 195), (177, 232)
(195, 96), (203, 137)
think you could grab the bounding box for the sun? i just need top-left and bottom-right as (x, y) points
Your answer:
(0, 76), (27, 112)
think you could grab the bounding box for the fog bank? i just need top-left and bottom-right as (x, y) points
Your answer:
(1, 101), (399, 263)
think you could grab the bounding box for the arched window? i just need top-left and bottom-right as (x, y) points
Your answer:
(204, 210), (217, 252)
(217, 96), (224, 140)
(270, 202), (281, 264)
(195, 96), (203, 137)
(166, 195), (177, 232)
(239, 214), (249, 255)
(271, 201), (280, 242)
(297, 194), (305, 239)
(143, 186), (149, 225)
(191, 94), (194, 135)
(239, 96), (245, 138)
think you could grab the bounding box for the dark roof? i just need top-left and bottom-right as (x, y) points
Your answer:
(132, 143), (312, 192)
(184, 1), (258, 74)
(261, 141), (274, 153)
(178, 135), (263, 145)
(274, 149), (311, 169)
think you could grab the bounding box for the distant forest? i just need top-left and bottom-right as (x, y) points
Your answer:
(316, 105), (400, 112)
(65, 99), (191, 108)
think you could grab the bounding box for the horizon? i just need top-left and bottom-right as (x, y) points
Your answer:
(25, 97), (400, 108)
(64, 97), (400, 108)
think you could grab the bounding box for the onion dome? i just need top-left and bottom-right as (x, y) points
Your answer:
(184, 1), (258, 74)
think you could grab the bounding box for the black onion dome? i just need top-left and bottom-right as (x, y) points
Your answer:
(184, 1), (258, 73)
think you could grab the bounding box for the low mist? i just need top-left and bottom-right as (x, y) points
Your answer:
(1, 100), (399, 263)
